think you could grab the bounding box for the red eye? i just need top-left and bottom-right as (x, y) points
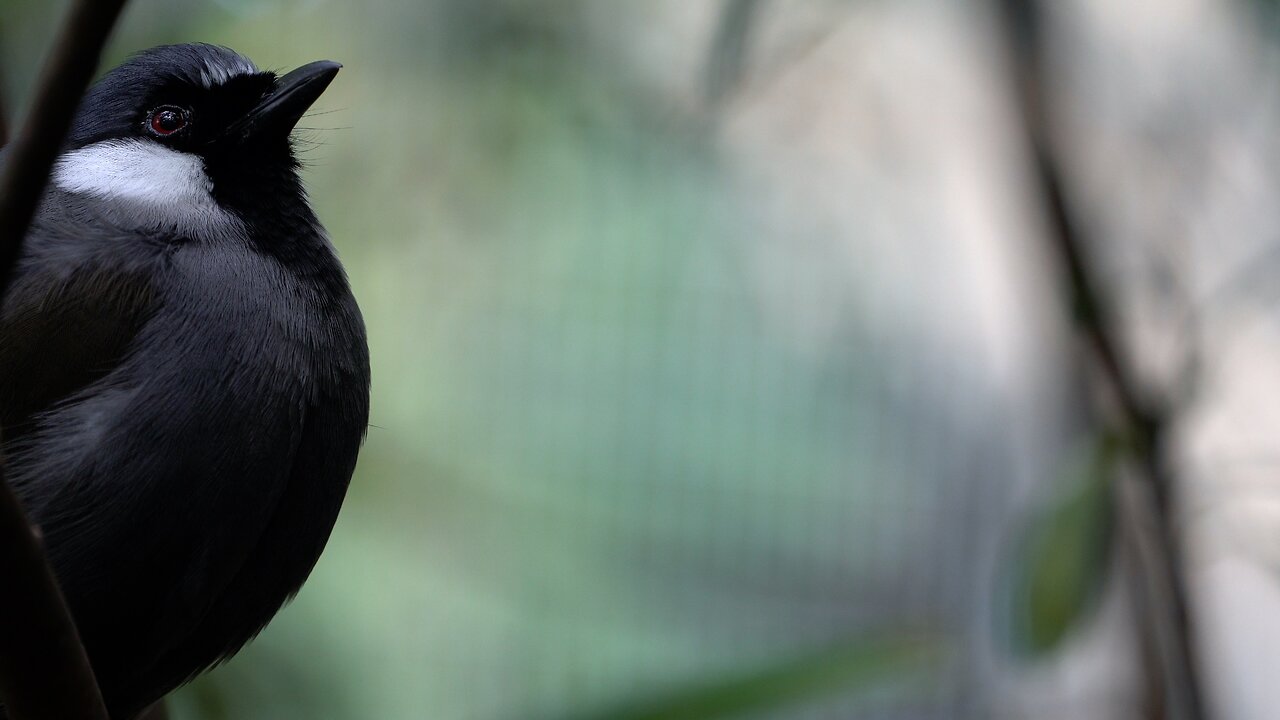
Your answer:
(148, 106), (189, 136)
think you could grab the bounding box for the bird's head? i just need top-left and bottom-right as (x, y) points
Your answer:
(52, 43), (340, 236)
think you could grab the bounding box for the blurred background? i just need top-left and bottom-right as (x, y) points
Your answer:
(5, 0), (1280, 718)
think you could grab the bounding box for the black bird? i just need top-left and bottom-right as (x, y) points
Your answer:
(0, 44), (370, 718)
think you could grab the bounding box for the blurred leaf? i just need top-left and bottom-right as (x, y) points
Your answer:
(1002, 434), (1118, 657)
(578, 634), (942, 720)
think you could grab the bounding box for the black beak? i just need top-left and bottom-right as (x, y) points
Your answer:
(230, 60), (341, 141)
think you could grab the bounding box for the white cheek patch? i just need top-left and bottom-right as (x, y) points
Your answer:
(55, 138), (212, 205)
(53, 138), (241, 233)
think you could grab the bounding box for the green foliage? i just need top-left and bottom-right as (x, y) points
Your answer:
(1001, 435), (1118, 656)
(580, 635), (942, 720)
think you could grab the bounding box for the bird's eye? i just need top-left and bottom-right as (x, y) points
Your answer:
(147, 106), (189, 137)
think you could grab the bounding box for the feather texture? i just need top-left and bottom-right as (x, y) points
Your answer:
(0, 44), (369, 719)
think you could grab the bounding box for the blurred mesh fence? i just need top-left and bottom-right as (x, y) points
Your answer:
(7, 0), (1280, 718)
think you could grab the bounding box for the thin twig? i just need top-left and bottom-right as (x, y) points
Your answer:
(994, 1), (1209, 718)
(0, 31), (9, 147)
(0, 0), (129, 298)
(704, 0), (765, 107)
(0, 0), (131, 718)
(0, 66), (9, 147)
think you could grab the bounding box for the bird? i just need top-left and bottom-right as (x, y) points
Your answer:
(0, 43), (370, 718)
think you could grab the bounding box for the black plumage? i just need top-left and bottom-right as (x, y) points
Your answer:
(0, 44), (370, 718)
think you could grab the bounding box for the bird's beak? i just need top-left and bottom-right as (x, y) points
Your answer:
(230, 60), (341, 141)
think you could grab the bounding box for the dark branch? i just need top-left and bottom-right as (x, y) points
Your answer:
(993, 0), (1209, 718)
(0, 0), (130, 298)
(704, 0), (764, 106)
(0, 0), (131, 718)
(0, 65), (9, 147)
(0, 471), (108, 720)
